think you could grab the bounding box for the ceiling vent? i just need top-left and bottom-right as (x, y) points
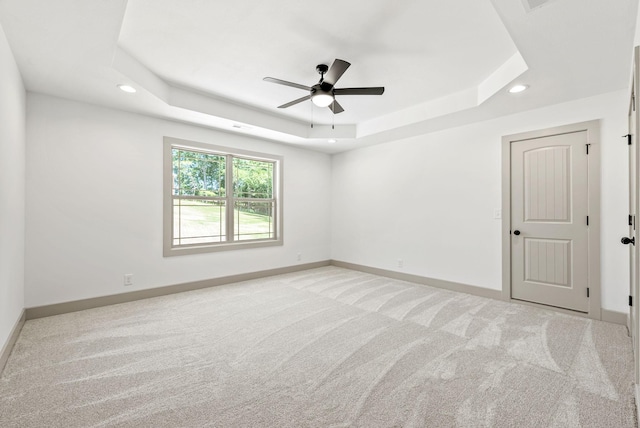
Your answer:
(521, 0), (553, 12)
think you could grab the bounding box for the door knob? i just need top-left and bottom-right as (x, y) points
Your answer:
(513, 230), (521, 236)
(621, 236), (635, 245)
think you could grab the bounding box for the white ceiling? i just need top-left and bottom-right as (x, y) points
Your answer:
(0, 0), (637, 153)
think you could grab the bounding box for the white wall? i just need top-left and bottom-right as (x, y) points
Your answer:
(25, 94), (332, 307)
(0, 25), (25, 348)
(332, 90), (630, 313)
(20, 86), (632, 314)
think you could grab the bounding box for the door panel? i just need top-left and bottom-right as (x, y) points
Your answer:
(511, 131), (589, 312)
(524, 146), (570, 222)
(524, 238), (570, 286)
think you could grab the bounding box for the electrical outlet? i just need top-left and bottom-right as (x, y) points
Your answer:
(494, 209), (502, 219)
(297, 253), (302, 261)
(124, 274), (134, 286)
(397, 259), (404, 268)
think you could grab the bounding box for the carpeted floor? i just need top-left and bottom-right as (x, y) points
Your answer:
(0, 266), (636, 427)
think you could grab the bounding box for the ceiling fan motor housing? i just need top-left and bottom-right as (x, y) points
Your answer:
(316, 82), (334, 92)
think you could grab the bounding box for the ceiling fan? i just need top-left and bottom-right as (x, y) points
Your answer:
(263, 59), (384, 114)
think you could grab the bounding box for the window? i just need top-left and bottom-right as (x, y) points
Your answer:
(164, 137), (282, 256)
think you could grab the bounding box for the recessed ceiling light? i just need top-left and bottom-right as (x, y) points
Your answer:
(509, 84), (528, 94)
(328, 139), (337, 144)
(117, 84), (137, 93)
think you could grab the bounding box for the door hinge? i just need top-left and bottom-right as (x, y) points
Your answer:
(624, 134), (632, 145)
(630, 215), (634, 226)
(586, 143), (591, 154)
(630, 295), (633, 307)
(586, 216), (589, 226)
(587, 287), (590, 298)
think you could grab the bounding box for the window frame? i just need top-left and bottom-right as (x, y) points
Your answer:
(163, 137), (283, 257)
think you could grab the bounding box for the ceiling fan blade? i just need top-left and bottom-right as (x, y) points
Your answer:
(323, 59), (351, 86)
(263, 77), (311, 91)
(334, 87), (385, 96)
(328, 99), (344, 114)
(278, 95), (312, 109)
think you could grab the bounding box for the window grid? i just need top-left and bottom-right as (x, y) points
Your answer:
(172, 198), (226, 246)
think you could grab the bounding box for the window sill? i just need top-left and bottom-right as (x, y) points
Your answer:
(163, 238), (283, 257)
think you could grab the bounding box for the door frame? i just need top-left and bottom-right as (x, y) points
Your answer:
(501, 120), (602, 320)
(629, 82), (636, 338)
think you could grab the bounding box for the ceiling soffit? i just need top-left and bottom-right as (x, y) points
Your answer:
(114, 0), (525, 142)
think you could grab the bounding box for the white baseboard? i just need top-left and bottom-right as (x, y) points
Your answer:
(601, 309), (628, 326)
(0, 309), (26, 375)
(330, 260), (627, 326)
(330, 260), (503, 300)
(26, 261), (331, 320)
(635, 384), (640, 426)
(22, 260), (627, 327)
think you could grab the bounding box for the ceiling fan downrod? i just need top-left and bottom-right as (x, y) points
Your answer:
(316, 64), (329, 82)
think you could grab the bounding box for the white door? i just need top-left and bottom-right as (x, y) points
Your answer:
(511, 131), (590, 312)
(626, 46), (639, 384)
(627, 93), (638, 383)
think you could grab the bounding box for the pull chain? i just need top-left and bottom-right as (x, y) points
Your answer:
(332, 103), (335, 130)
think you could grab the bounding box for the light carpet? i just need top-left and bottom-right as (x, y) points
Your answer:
(0, 266), (636, 427)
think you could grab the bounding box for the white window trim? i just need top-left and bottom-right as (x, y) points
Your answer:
(163, 136), (283, 257)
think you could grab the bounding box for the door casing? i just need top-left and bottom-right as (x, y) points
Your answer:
(501, 120), (602, 319)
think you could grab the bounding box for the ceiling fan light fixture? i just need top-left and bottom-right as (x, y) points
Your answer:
(311, 93), (334, 107)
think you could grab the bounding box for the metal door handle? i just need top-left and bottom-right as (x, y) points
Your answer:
(513, 230), (521, 236)
(621, 236), (635, 245)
